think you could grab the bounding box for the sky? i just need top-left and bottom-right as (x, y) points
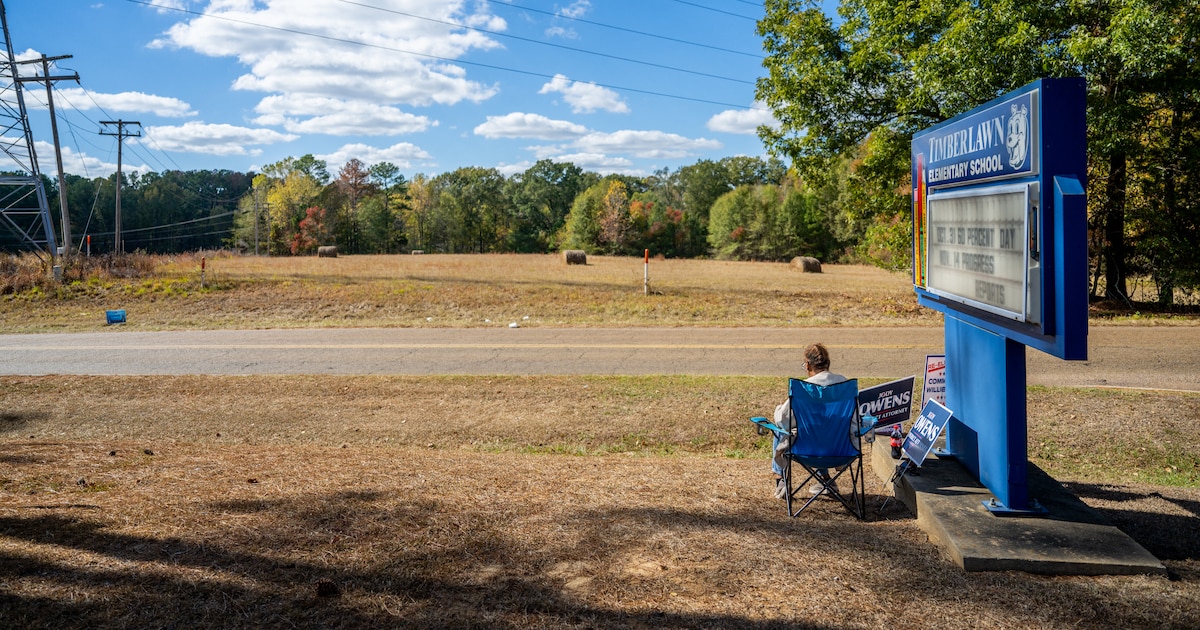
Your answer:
(7, 0), (789, 181)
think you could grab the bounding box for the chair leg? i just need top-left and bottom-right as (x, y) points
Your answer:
(784, 460), (825, 518)
(819, 458), (866, 520)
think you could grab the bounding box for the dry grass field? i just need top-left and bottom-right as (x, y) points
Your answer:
(4, 252), (1196, 332)
(1, 374), (1198, 629)
(3, 253), (940, 332)
(2, 253), (1199, 628)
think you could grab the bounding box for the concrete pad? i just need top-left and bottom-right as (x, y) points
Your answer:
(869, 439), (1167, 576)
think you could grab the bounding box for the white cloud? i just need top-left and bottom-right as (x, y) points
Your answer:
(551, 152), (637, 175)
(252, 96), (433, 135)
(317, 142), (434, 169)
(545, 26), (578, 39)
(146, 0), (186, 11)
(707, 104), (780, 135)
(17, 140), (151, 179)
(574, 130), (721, 160)
(44, 88), (198, 118)
(539, 74), (629, 114)
(558, 1), (592, 19)
(512, 126), (719, 174)
(495, 161), (533, 176)
(141, 122), (297, 156)
(473, 112), (588, 140)
(12, 51), (194, 118)
(146, 0), (503, 129)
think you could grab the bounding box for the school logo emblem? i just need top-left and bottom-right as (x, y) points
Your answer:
(1006, 103), (1029, 170)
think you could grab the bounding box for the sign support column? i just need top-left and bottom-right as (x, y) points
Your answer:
(944, 315), (1036, 512)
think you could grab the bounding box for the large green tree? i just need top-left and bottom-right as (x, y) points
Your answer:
(431, 167), (512, 253)
(757, 0), (1200, 301)
(505, 160), (593, 253)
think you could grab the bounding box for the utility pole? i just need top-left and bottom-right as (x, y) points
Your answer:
(99, 120), (140, 253)
(254, 193), (260, 256)
(16, 54), (78, 259)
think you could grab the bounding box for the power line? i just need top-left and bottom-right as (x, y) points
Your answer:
(121, 209), (237, 235)
(123, 0), (769, 112)
(59, 81), (185, 172)
(123, 228), (232, 245)
(667, 0), (760, 21)
(138, 129), (185, 172)
(33, 84), (188, 179)
(480, 0), (762, 58)
(337, 0), (753, 85)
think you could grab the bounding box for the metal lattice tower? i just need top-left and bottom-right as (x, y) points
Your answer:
(0, 1), (57, 257)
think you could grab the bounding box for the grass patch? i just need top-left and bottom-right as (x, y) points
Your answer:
(3, 376), (1195, 487)
(2, 375), (1200, 627)
(2, 251), (1199, 626)
(1027, 386), (1200, 487)
(0, 252), (950, 332)
(3, 252), (1196, 332)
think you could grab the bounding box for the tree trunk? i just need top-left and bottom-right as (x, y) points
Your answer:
(1103, 151), (1128, 300)
(1157, 104), (1184, 306)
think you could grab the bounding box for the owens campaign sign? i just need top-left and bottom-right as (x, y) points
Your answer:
(857, 376), (916, 427)
(904, 400), (953, 466)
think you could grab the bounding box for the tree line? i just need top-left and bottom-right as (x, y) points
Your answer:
(32, 154), (878, 265)
(756, 0), (1200, 305)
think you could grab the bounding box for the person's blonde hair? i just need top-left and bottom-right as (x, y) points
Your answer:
(804, 343), (831, 372)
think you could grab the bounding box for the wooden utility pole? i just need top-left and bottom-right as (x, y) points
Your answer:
(16, 54), (78, 258)
(99, 120), (140, 253)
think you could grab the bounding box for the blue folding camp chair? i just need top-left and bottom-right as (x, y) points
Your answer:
(774, 378), (866, 519)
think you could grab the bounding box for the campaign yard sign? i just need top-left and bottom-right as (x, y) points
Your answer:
(921, 355), (947, 409)
(857, 376), (916, 428)
(904, 400), (953, 466)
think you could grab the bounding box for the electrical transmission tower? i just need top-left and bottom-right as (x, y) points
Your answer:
(0, 1), (58, 258)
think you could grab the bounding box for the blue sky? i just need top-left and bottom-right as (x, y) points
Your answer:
(9, 0), (790, 180)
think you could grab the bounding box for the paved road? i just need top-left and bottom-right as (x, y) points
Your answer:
(1, 326), (1197, 391)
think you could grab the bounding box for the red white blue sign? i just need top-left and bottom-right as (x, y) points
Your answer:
(920, 354), (946, 410)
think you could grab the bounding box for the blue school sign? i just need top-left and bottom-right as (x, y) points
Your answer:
(911, 78), (1089, 513)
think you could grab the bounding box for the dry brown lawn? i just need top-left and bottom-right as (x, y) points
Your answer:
(2, 375), (1198, 629)
(3, 253), (938, 332)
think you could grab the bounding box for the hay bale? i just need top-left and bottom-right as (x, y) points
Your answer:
(317, 246), (338, 258)
(791, 256), (822, 273)
(562, 250), (587, 265)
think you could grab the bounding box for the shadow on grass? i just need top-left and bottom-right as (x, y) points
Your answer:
(0, 411), (47, 433)
(0, 481), (1195, 629)
(0, 508), (847, 630)
(1064, 481), (1200, 562)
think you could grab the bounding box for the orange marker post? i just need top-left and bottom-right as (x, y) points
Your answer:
(643, 249), (649, 295)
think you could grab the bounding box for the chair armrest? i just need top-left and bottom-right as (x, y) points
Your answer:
(750, 416), (787, 435)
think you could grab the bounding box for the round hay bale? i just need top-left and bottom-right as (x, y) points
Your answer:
(791, 256), (822, 273)
(562, 250), (587, 265)
(317, 246), (338, 258)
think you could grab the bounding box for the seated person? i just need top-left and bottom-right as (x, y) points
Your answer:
(770, 343), (851, 498)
